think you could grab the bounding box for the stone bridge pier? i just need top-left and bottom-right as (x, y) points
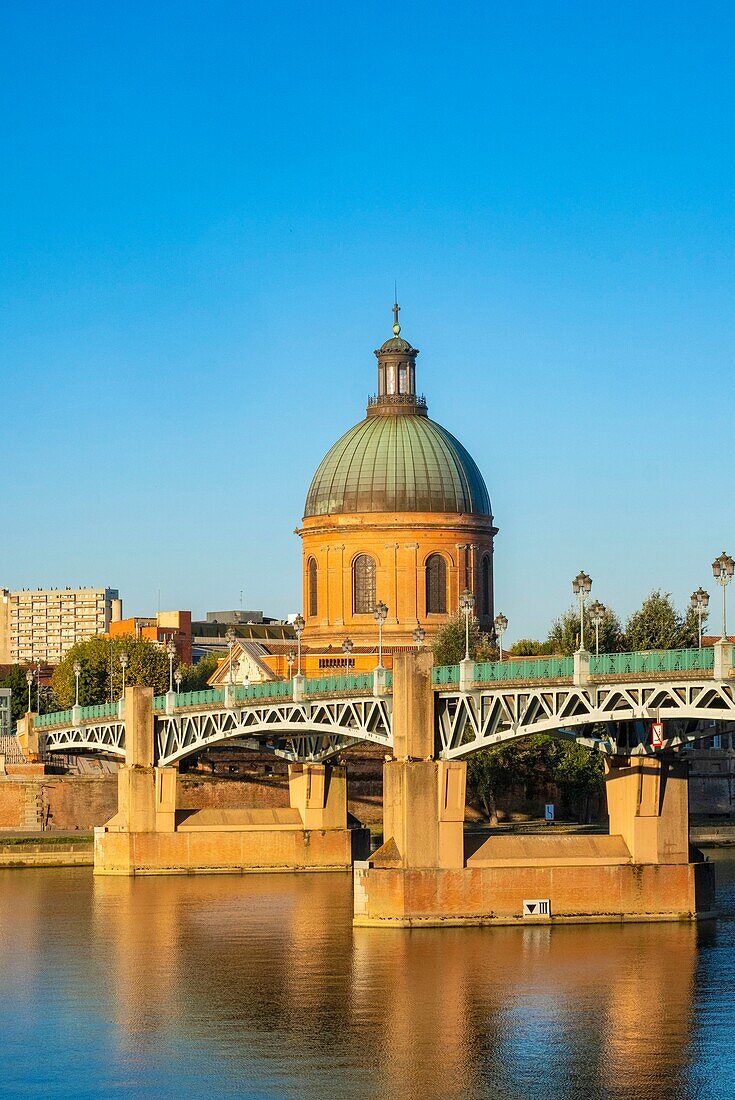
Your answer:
(94, 686), (365, 875)
(354, 652), (716, 927)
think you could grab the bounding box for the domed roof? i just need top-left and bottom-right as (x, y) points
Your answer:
(304, 414), (492, 518)
(378, 334), (415, 353)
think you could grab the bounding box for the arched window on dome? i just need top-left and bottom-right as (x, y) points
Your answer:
(353, 554), (376, 615)
(426, 554), (447, 615)
(307, 557), (318, 618)
(481, 554), (491, 617)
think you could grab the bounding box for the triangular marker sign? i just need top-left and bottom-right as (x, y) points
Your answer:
(527, 903), (536, 913)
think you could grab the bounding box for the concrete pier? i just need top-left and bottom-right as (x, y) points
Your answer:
(94, 687), (365, 875)
(354, 653), (716, 927)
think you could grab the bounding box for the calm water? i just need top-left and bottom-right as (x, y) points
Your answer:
(1, 857), (735, 1099)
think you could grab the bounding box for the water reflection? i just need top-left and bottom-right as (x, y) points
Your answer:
(0, 866), (731, 1098)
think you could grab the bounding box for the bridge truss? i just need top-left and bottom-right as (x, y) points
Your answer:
(41, 696), (392, 765)
(37, 674), (735, 765)
(435, 677), (735, 757)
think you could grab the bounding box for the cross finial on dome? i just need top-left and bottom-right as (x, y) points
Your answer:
(392, 289), (401, 335)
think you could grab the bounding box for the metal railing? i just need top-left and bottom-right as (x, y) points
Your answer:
(590, 647), (715, 675)
(34, 647), (718, 729)
(305, 672), (375, 696)
(433, 656), (575, 686)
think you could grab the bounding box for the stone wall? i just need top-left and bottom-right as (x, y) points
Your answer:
(0, 772), (386, 831)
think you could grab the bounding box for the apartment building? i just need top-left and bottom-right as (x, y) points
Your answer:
(0, 587), (121, 665)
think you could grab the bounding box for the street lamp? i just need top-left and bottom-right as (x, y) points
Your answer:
(412, 623), (426, 650)
(588, 600), (605, 657)
(494, 613), (508, 659)
(166, 637), (176, 693)
(712, 552), (735, 640)
(571, 571), (593, 652)
(342, 637), (354, 668)
(225, 626), (237, 686)
(293, 614), (305, 676)
(459, 589), (475, 662)
(26, 670), (33, 713)
(119, 651), (128, 699)
(690, 587), (710, 650)
(373, 601), (388, 669)
(73, 661), (81, 707)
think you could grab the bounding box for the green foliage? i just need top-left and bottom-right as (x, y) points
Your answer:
(178, 654), (221, 692)
(466, 736), (604, 824)
(51, 636), (171, 708)
(0, 665), (51, 722)
(432, 611), (488, 666)
(507, 638), (554, 656)
(623, 590), (702, 651)
(548, 605), (623, 656)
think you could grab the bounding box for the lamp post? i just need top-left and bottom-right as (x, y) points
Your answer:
(73, 661), (81, 707)
(342, 637), (354, 668)
(225, 626), (236, 686)
(493, 613), (508, 659)
(690, 587), (710, 650)
(119, 651), (128, 699)
(293, 615), (305, 676)
(166, 637), (176, 693)
(373, 601), (388, 669)
(412, 623), (426, 651)
(460, 589), (475, 661)
(26, 670), (33, 713)
(174, 669), (182, 695)
(286, 650), (295, 680)
(712, 552), (735, 640)
(588, 600), (605, 657)
(231, 658), (240, 685)
(571, 571), (593, 652)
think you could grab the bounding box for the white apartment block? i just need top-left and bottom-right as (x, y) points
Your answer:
(0, 587), (121, 666)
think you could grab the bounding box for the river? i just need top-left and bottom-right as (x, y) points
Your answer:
(1, 854), (735, 1099)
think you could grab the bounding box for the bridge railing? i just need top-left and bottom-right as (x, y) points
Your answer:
(433, 656), (575, 686)
(34, 709), (74, 729)
(305, 671), (380, 695)
(34, 702), (119, 729)
(589, 647), (714, 675)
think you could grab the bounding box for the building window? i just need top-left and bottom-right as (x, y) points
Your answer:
(353, 554), (376, 615)
(308, 557), (318, 618)
(481, 554), (491, 616)
(426, 554), (447, 614)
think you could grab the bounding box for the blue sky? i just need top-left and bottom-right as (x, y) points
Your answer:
(2, 1), (734, 641)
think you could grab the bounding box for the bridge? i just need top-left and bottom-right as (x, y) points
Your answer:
(27, 642), (735, 765)
(16, 648), (725, 923)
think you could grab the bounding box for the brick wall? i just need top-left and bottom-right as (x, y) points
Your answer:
(0, 773), (387, 830)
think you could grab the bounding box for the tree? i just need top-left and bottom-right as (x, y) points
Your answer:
(466, 735), (604, 825)
(548, 604), (623, 656)
(623, 590), (702, 651)
(51, 636), (171, 708)
(508, 638), (554, 656)
(178, 654), (221, 692)
(553, 741), (604, 823)
(0, 665), (50, 723)
(432, 611), (491, 666)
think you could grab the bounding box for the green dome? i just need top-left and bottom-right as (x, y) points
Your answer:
(304, 414), (492, 518)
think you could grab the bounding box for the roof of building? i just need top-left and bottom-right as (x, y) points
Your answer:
(303, 412), (492, 518)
